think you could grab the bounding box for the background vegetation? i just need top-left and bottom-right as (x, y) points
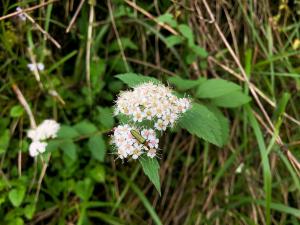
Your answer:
(0, 0), (300, 224)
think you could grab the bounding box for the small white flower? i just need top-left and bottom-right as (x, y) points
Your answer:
(27, 63), (45, 72)
(148, 138), (159, 149)
(27, 119), (60, 157)
(29, 141), (47, 157)
(28, 119), (60, 141)
(235, 163), (244, 174)
(133, 110), (144, 122)
(16, 7), (26, 21)
(147, 148), (157, 158)
(117, 148), (128, 159)
(155, 119), (167, 131)
(156, 106), (164, 118)
(132, 148), (142, 159)
(38, 119), (60, 139)
(144, 108), (154, 120)
(37, 63), (45, 71)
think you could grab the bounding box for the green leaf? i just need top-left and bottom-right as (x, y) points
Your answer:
(116, 114), (131, 124)
(191, 45), (208, 58)
(108, 80), (124, 93)
(211, 91), (251, 108)
(207, 105), (229, 146)
(185, 52), (197, 65)
(108, 37), (138, 52)
(117, 172), (163, 225)
(74, 121), (97, 135)
(139, 157), (161, 195)
(46, 139), (61, 152)
(247, 106), (272, 225)
(196, 79), (242, 99)
(88, 134), (106, 162)
(157, 13), (177, 27)
(75, 178), (93, 201)
(88, 165), (105, 183)
(24, 204), (36, 219)
(0, 129), (10, 154)
(273, 92), (290, 121)
(179, 103), (223, 147)
(116, 73), (160, 87)
(178, 24), (194, 47)
(8, 217), (24, 225)
(57, 125), (80, 139)
(90, 58), (106, 93)
(165, 35), (184, 48)
(8, 186), (26, 207)
(59, 140), (77, 161)
(168, 76), (206, 91)
(0, 197), (5, 206)
(96, 107), (114, 129)
(9, 105), (24, 118)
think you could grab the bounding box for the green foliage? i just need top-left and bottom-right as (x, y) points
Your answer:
(165, 35), (184, 47)
(57, 125), (80, 139)
(157, 13), (178, 27)
(95, 107), (115, 129)
(75, 178), (94, 201)
(8, 186), (26, 207)
(1, 1), (299, 224)
(9, 105), (24, 118)
(0, 129), (10, 154)
(24, 204), (35, 220)
(168, 76), (205, 91)
(88, 134), (106, 162)
(195, 78), (251, 108)
(108, 37), (138, 52)
(178, 24), (194, 47)
(116, 73), (160, 87)
(196, 79), (242, 99)
(74, 121), (98, 135)
(139, 157), (161, 195)
(211, 91), (251, 108)
(179, 103), (224, 147)
(59, 139), (77, 162)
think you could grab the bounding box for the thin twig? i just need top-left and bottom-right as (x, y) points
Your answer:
(35, 155), (51, 203)
(0, 0), (58, 21)
(209, 56), (300, 126)
(18, 118), (24, 177)
(24, 12), (61, 49)
(12, 84), (36, 128)
(28, 48), (44, 89)
(108, 0), (130, 72)
(124, 0), (179, 35)
(202, 0), (275, 134)
(66, 0), (85, 33)
(86, 2), (94, 89)
(126, 57), (176, 76)
(202, 0), (300, 175)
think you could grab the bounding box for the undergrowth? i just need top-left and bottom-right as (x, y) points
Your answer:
(0, 0), (300, 224)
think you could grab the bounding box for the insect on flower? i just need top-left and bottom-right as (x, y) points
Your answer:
(111, 125), (159, 160)
(130, 129), (146, 145)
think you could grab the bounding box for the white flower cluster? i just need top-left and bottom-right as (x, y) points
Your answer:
(112, 125), (159, 160)
(27, 63), (45, 72)
(115, 82), (191, 131)
(111, 82), (191, 160)
(27, 119), (60, 157)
